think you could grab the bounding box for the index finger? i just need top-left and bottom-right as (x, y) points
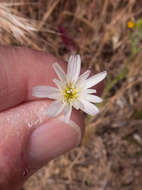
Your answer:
(0, 46), (104, 112)
(0, 46), (64, 111)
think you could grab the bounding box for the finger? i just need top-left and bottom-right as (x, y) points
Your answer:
(0, 46), (63, 111)
(0, 99), (84, 189)
(0, 46), (104, 112)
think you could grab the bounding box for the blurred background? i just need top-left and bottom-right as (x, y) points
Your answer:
(0, 0), (142, 190)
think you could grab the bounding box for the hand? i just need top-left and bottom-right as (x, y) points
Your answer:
(0, 46), (103, 190)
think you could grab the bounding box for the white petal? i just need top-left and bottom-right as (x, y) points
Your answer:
(78, 70), (91, 80)
(80, 100), (99, 116)
(64, 104), (72, 123)
(46, 101), (64, 117)
(32, 86), (60, 99)
(85, 71), (107, 88)
(53, 79), (61, 88)
(79, 89), (96, 100)
(86, 95), (103, 103)
(85, 89), (96, 94)
(53, 79), (66, 90)
(53, 63), (66, 81)
(76, 70), (91, 86)
(73, 99), (84, 110)
(67, 55), (81, 83)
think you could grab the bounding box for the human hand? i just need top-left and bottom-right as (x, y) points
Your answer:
(0, 46), (103, 190)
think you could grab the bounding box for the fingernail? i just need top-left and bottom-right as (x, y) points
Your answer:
(26, 117), (81, 168)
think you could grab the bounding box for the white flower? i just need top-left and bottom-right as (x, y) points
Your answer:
(32, 55), (107, 123)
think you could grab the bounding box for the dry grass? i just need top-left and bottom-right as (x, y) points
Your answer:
(0, 3), (37, 46)
(0, 1), (142, 190)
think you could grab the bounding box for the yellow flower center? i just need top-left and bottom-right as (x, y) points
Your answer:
(64, 85), (78, 103)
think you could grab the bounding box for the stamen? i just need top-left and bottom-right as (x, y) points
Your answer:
(63, 84), (78, 103)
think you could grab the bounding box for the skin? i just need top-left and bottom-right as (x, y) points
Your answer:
(0, 46), (104, 190)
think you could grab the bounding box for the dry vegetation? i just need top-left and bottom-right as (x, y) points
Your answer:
(0, 0), (142, 190)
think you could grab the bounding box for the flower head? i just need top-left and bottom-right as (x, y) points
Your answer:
(32, 55), (107, 123)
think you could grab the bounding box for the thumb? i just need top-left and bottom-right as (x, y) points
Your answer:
(0, 100), (83, 189)
(26, 102), (83, 169)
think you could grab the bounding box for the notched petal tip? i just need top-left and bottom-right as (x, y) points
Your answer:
(80, 100), (100, 116)
(67, 54), (81, 83)
(85, 70), (107, 88)
(86, 95), (103, 103)
(53, 62), (66, 81)
(96, 70), (107, 81)
(76, 54), (81, 61)
(102, 70), (107, 78)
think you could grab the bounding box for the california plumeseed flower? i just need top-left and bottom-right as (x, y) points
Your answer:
(32, 55), (107, 123)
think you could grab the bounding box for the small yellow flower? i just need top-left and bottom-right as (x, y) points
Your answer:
(128, 21), (135, 29)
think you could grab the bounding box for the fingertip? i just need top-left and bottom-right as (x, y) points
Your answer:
(26, 115), (83, 168)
